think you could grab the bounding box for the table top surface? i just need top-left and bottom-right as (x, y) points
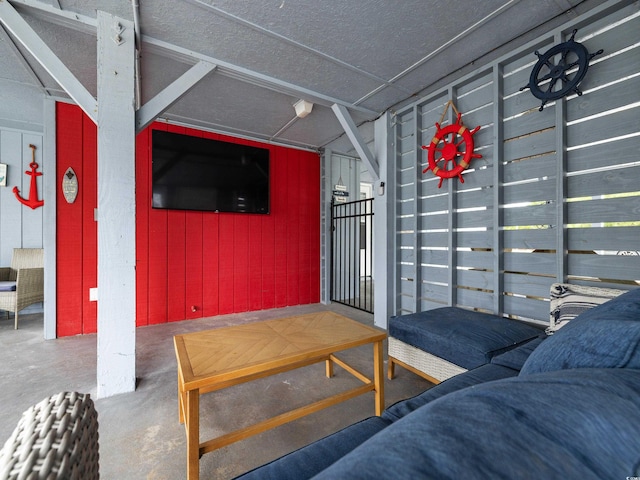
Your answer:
(174, 311), (386, 389)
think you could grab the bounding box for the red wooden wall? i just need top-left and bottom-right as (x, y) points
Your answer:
(56, 103), (321, 337)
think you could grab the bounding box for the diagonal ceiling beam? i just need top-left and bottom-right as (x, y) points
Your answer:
(7, 0), (377, 118)
(143, 36), (378, 117)
(0, 0), (97, 122)
(136, 60), (217, 133)
(8, 0), (97, 33)
(0, 22), (52, 95)
(331, 103), (379, 181)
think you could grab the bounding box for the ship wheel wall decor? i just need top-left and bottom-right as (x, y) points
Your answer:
(520, 29), (603, 111)
(421, 111), (482, 188)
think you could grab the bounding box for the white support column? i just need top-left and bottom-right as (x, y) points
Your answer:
(373, 113), (393, 329)
(96, 11), (136, 397)
(43, 97), (57, 340)
(320, 149), (332, 305)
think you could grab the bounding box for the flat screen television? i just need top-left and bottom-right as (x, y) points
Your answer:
(151, 130), (270, 214)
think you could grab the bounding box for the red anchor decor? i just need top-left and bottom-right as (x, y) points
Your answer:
(13, 144), (44, 209)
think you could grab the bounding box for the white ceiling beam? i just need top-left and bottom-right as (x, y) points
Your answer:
(0, 0), (97, 123)
(331, 103), (379, 181)
(136, 60), (217, 133)
(6, 0), (377, 118)
(180, 0), (413, 98)
(8, 0), (97, 33)
(143, 36), (378, 117)
(354, 0), (521, 105)
(0, 23), (50, 94)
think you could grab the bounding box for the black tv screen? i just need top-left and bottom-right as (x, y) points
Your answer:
(151, 130), (270, 214)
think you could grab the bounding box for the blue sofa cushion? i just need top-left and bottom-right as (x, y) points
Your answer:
(312, 368), (640, 480)
(233, 416), (391, 480)
(0, 281), (16, 292)
(521, 288), (640, 375)
(383, 363), (518, 422)
(389, 307), (542, 369)
(490, 335), (546, 371)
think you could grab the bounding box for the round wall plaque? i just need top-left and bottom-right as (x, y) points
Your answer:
(62, 167), (78, 204)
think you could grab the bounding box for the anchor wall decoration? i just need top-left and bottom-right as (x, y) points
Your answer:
(13, 144), (44, 209)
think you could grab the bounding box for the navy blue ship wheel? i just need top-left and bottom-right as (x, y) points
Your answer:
(521, 29), (603, 111)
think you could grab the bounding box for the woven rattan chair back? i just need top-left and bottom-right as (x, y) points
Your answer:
(0, 248), (44, 329)
(0, 392), (99, 480)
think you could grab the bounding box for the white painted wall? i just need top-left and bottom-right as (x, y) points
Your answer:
(0, 84), (45, 261)
(0, 80), (46, 318)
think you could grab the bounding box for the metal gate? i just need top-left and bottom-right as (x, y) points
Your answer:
(330, 198), (374, 313)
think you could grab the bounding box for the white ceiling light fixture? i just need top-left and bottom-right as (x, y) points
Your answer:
(294, 99), (314, 118)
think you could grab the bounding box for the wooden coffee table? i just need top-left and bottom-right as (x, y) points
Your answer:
(173, 311), (386, 480)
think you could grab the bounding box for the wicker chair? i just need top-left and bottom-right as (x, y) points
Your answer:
(0, 248), (44, 329)
(0, 392), (100, 479)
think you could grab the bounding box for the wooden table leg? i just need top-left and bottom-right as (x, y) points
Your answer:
(373, 340), (384, 415)
(325, 357), (334, 378)
(178, 378), (185, 424)
(186, 389), (200, 480)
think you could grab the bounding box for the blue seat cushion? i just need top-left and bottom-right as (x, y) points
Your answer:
(389, 307), (542, 369)
(490, 335), (546, 371)
(383, 363), (518, 422)
(312, 368), (640, 480)
(0, 281), (16, 292)
(233, 416), (391, 480)
(521, 288), (640, 375)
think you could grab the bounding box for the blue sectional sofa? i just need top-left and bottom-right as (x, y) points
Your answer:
(235, 287), (640, 480)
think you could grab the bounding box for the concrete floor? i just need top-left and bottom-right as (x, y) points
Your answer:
(0, 304), (430, 479)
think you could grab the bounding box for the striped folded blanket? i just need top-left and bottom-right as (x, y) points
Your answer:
(547, 283), (627, 334)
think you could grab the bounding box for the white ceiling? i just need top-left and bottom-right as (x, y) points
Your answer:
(0, 0), (593, 152)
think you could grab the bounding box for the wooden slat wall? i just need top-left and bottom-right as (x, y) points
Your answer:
(56, 106), (320, 336)
(0, 127), (44, 265)
(0, 124), (45, 320)
(56, 103), (96, 336)
(393, 2), (640, 324)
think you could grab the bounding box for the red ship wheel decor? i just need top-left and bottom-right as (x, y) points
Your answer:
(421, 102), (482, 188)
